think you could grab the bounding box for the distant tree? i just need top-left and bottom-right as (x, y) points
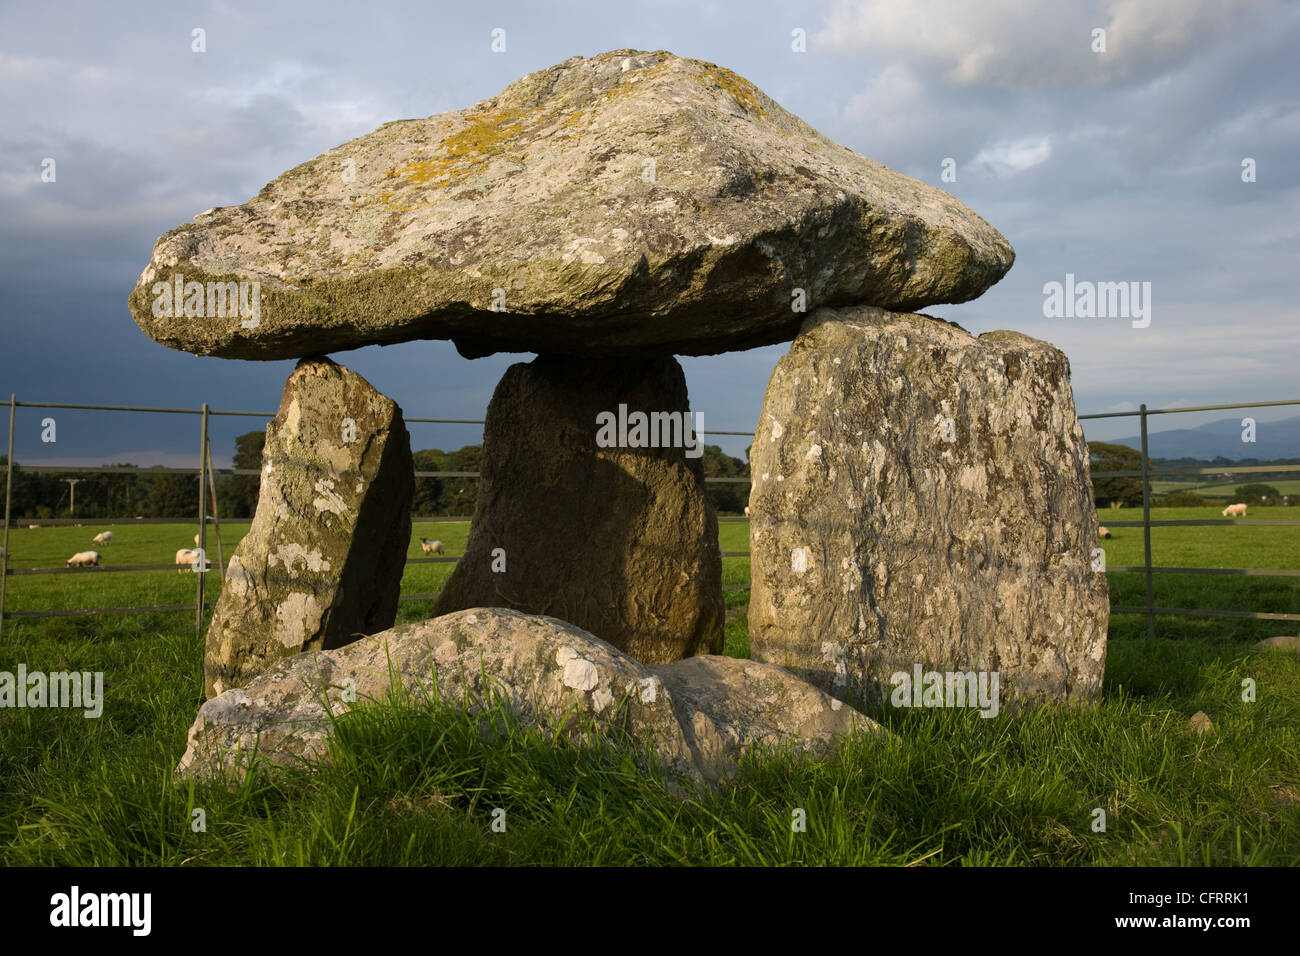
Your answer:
(700, 444), (750, 514)
(146, 468), (199, 518)
(1155, 490), (1209, 508)
(215, 430), (265, 518)
(1234, 483), (1282, 505)
(1088, 442), (1148, 508)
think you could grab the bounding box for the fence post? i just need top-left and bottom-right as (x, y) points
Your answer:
(1138, 403), (1155, 638)
(196, 403), (209, 642)
(0, 394), (14, 641)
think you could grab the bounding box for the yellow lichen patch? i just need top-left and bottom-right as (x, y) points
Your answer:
(699, 65), (769, 119)
(389, 103), (533, 190)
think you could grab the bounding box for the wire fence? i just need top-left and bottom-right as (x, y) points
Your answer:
(2, 394), (1298, 642)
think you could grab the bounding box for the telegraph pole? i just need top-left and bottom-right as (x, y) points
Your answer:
(64, 477), (81, 517)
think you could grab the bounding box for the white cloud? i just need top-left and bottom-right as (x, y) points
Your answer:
(970, 135), (1053, 177)
(816, 0), (1271, 88)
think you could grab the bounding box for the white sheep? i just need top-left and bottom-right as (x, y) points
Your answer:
(92, 530), (113, 544)
(1222, 503), (1248, 517)
(420, 538), (445, 555)
(176, 548), (211, 572)
(27, 524), (39, 529)
(744, 506), (750, 516)
(66, 551), (100, 567)
(1098, 526), (1112, 539)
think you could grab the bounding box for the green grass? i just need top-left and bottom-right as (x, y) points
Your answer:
(1, 510), (1297, 866)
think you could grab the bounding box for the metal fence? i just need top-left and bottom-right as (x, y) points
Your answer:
(2, 394), (1298, 642)
(1080, 399), (1300, 635)
(0, 395), (755, 640)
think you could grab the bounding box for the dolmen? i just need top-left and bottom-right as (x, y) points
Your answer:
(128, 49), (1107, 787)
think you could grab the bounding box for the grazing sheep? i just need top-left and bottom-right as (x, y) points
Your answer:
(66, 551), (100, 567)
(420, 538), (445, 555)
(27, 524), (39, 529)
(175, 548), (212, 571)
(92, 530), (113, 544)
(1222, 503), (1248, 517)
(744, 506), (750, 516)
(1099, 526), (1112, 539)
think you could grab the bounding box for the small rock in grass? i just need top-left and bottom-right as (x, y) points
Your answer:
(1187, 711), (1214, 736)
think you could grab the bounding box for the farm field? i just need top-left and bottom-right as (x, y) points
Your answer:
(1, 509), (1297, 865)
(1148, 479), (1300, 498)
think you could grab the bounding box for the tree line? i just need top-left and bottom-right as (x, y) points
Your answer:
(0, 433), (755, 520)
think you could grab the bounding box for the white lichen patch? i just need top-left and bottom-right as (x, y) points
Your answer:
(312, 478), (348, 514)
(592, 687), (614, 712)
(275, 592), (324, 647)
(562, 657), (599, 691)
(269, 543), (331, 576)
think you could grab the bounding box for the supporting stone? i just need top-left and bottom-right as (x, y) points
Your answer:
(203, 357), (413, 698)
(433, 354), (723, 665)
(749, 306), (1108, 709)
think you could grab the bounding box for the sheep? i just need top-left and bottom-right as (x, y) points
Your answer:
(1098, 526), (1112, 539)
(176, 548), (212, 572)
(27, 524), (39, 529)
(66, 551), (100, 567)
(419, 538), (445, 555)
(744, 506), (751, 516)
(1222, 503), (1248, 517)
(92, 530), (113, 544)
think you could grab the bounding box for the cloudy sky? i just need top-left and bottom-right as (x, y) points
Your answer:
(1, 0), (1297, 468)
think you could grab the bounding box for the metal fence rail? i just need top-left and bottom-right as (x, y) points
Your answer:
(2, 394), (1298, 639)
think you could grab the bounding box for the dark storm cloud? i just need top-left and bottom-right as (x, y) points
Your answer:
(0, 0), (1296, 466)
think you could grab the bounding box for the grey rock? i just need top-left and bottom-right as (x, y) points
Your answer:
(127, 49), (1013, 361)
(433, 354), (723, 665)
(203, 358), (413, 698)
(651, 655), (881, 786)
(177, 608), (883, 789)
(1187, 710), (1214, 736)
(748, 306), (1109, 708)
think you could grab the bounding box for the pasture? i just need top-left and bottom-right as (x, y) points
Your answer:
(0, 510), (1297, 865)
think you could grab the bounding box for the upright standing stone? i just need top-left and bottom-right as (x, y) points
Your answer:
(433, 354), (723, 665)
(749, 307), (1108, 708)
(204, 358), (413, 698)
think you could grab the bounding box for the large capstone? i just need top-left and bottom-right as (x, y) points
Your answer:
(748, 306), (1108, 709)
(127, 49), (1013, 361)
(178, 608), (885, 791)
(433, 354), (723, 665)
(203, 357), (413, 698)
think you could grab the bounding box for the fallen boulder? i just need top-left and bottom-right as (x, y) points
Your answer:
(177, 608), (884, 790)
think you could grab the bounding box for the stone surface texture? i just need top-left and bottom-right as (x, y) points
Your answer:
(203, 357), (413, 698)
(748, 306), (1108, 708)
(128, 49), (1013, 361)
(177, 608), (884, 789)
(433, 353), (724, 665)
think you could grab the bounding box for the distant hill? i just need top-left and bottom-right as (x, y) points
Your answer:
(1102, 415), (1300, 461)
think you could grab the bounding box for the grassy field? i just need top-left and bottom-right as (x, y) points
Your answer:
(1, 510), (1297, 865)
(1149, 480), (1300, 498)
